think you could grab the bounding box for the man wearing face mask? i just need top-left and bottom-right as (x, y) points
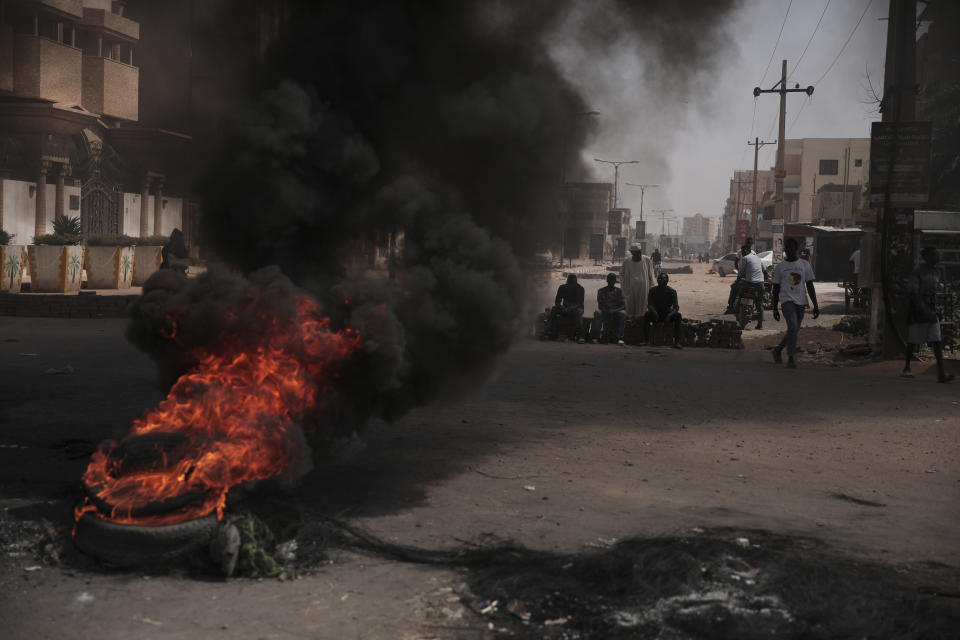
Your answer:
(902, 247), (954, 383)
(643, 272), (683, 349)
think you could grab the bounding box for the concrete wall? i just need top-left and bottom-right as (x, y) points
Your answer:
(121, 192), (142, 236)
(3, 180), (182, 242)
(2, 179), (83, 243)
(784, 138), (871, 223)
(121, 192), (182, 237)
(2, 180), (36, 246)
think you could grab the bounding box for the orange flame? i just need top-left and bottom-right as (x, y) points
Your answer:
(76, 295), (360, 527)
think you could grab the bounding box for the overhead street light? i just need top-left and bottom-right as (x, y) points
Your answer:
(625, 183), (659, 222)
(593, 158), (639, 209)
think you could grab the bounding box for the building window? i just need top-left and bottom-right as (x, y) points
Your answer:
(819, 159), (839, 175)
(69, 195), (80, 210)
(854, 158), (862, 167)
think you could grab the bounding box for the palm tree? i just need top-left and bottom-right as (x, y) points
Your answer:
(5, 254), (20, 289)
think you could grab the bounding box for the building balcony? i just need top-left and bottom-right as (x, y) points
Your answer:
(37, 0), (84, 20)
(12, 34), (83, 104)
(81, 8), (139, 41)
(82, 55), (138, 121)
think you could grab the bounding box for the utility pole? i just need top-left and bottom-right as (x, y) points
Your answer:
(730, 176), (752, 251)
(840, 142), (850, 226)
(754, 61), (814, 223)
(748, 137), (776, 241)
(651, 208), (674, 235)
(876, 0), (918, 357)
(624, 183), (658, 222)
(652, 208), (675, 256)
(594, 158), (639, 209)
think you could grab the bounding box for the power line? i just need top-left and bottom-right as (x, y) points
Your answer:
(785, 0), (873, 135)
(787, 94), (813, 134)
(759, 0), (794, 86)
(814, 0), (874, 86)
(789, 0), (831, 80)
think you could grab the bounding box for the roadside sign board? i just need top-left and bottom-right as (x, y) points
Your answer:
(771, 219), (784, 259)
(635, 221), (645, 239)
(736, 220), (750, 247)
(614, 237), (627, 262)
(589, 233), (604, 261)
(869, 121), (932, 207)
(562, 228), (580, 260)
(855, 207), (877, 224)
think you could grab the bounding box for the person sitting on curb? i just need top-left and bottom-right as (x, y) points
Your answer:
(591, 273), (627, 345)
(643, 272), (683, 349)
(161, 228), (190, 275)
(771, 238), (819, 369)
(902, 247), (954, 383)
(547, 274), (586, 343)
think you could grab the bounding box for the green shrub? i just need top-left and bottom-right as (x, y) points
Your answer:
(133, 234), (169, 246)
(84, 233), (138, 246)
(33, 233), (82, 246)
(0, 229), (11, 245)
(52, 214), (81, 236)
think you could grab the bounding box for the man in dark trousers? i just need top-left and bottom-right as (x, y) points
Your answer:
(771, 238), (819, 368)
(644, 272), (683, 349)
(547, 274), (586, 342)
(902, 247), (954, 383)
(591, 273), (627, 345)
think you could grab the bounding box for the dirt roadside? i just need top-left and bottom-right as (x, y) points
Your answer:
(1, 296), (958, 639)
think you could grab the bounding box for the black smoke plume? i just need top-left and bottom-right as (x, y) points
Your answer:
(130, 0), (740, 439)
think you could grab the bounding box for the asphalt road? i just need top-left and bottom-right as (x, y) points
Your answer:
(1, 313), (957, 639)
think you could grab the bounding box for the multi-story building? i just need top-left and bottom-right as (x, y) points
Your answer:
(0, 0), (192, 247)
(682, 213), (716, 244)
(721, 169), (773, 250)
(783, 138), (870, 224)
(557, 181), (612, 262)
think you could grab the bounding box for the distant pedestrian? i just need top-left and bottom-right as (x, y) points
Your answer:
(622, 243), (656, 317)
(849, 247), (861, 282)
(591, 273), (627, 345)
(902, 247), (953, 383)
(771, 238), (819, 368)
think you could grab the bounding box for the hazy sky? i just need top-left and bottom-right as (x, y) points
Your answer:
(555, 0), (889, 229)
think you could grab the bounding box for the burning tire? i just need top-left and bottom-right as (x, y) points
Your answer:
(81, 432), (212, 519)
(74, 511), (218, 567)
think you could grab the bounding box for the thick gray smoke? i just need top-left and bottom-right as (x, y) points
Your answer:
(129, 0), (740, 441)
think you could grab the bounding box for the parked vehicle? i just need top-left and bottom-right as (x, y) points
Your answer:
(757, 250), (774, 270)
(715, 250), (774, 277)
(712, 253), (738, 277)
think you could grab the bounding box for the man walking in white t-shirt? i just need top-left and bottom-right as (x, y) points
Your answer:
(771, 238), (820, 368)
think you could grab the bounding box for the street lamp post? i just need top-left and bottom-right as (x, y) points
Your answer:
(594, 158), (639, 210)
(624, 182), (659, 223)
